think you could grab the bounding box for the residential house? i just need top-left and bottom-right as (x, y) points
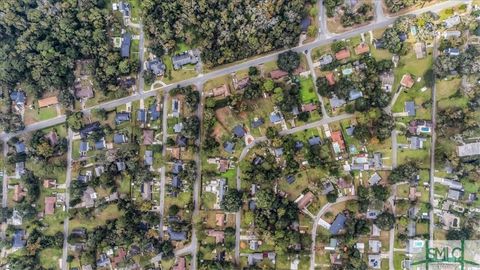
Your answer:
(207, 230), (225, 244)
(172, 98), (181, 118)
(349, 90), (363, 101)
(300, 17), (311, 32)
(46, 131), (58, 146)
(444, 15), (461, 29)
(74, 80), (94, 100)
(445, 48), (460, 56)
(373, 39), (385, 49)
(12, 230), (25, 251)
(274, 147), (283, 157)
(405, 101), (416, 116)
(114, 133), (128, 144)
(10, 91), (26, 111)
(121, 33), (131, 58)
(176, 135), (188, 148)
(82, 187), (97, 208)
(326, 72), (335, 86)
(79, 122), (100, 138)
(369, 240), (382, 253)
(224, 141), (235, 154)
(45, 196), (56, 215)
(13, 185), (26, 202)
(331, 131), (345, 154)
(137, 109), (146, 124)
(205, 84), (230, 98)
(143, 129), (154, 145)
(380, 72), (394, 92)
(167, 227), (187, 241)
(172, 51), (198, 70)
(146, 58), (166, 76)
(319, 54), (333, 66)
(408, 136), (426, 150)
(247, 252), (275, 266)
(448, 188), (463, 201)
(233, 76), (250, 90)
(144, 150), (153, 167)
(443, 30), (462, 39)
(368, 173), (382, 186)
(354, 43), (370, 55)
(296, 192), (314, 210)
(335, 49), (350, 61)
(400, 74), (415, 88)
(321, 181), (335, 195)
(15, 142), (25, 153)
(233, 125), (246, 138)
(94, 166), (105, 177)
(95, 139), (106, 150)
(173, 123), (183, 133)
(269, 70), (289, 80)
(408, 120), (432, 135)
(96, 254), (111, 268)
(301, 103), (317, 112)
(141, 182), (152, 201)
(269, 111), (283, 124)
(79, 141), (89, 156)
(329, 213), (347, 235)
(38, 96), (59, 108)
(116, 161), (126, 172)
(308, 136), (321, 146)
(115, 112), (131, 124)
(173, 257), (186, 270)
(286, 175), (296, 184)
(329, 96), (346, 109)
(457, 142), (480, 157)
(414, 42), (426, 59)
(251, 118), (264, 128)
(149, 103), (161, 121)
(9, 210), (23, 226)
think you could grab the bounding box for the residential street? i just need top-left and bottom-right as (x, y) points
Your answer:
(310, 196), (358, 270)
(305, 50), (329, 117)
(0, 0), (462, 143)
(429, 36), (439, 241)
(61, 129), (74, 270)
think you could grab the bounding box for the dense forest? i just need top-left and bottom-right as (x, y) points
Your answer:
(0, 0), (136, 105)
(143, 0), (312, 66)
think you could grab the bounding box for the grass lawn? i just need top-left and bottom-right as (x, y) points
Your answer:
(299, 76), (318, 104)
(68, 204), (121, 232)
(391, 46), (433, 119)
(39, 107), (58, 120)
(162, 55), (198, 84)
(397, 147), (430, 169)
(39, 248), (62, 269)
(371, 47), (393, 61)
(201, 192), (217, 209)
(24, 106), (58, 124)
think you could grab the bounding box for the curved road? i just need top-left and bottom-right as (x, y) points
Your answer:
(310, 196), (357, 270)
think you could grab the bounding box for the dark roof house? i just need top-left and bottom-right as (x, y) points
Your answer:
(329, 213), (347, 235)
(121, 33), (131, 58)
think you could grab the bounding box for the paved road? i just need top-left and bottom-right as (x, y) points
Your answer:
(317, 0), (330, 38)
(190, 83), (204, 270)
(61, 129), (74, 270)
(429, 36), (439, 241)
(310, 196), (357, 270)
(375, 0), (387, 22)
(138, 24), (145, 95)
(159, 90), (168, 239)
(1, 141), (8, 243)
(0, 0), (462, 143)
(305, 50), (329, 117)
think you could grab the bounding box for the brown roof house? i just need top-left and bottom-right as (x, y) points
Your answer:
(270, 69), (289, 80)
(13, 185), (26, 202)
(400, 74), (415, 88)
(355, 43), (370, 55)
(43, 179), (57, 188)
(326, 72), (336, 86)
(143, 129), (154, 145)
(45, 196), (57, 215)
(234, 77), (250, 90)
(205, 84), (231, 98)
(335, 49), (350, 60)
(295, 191), (314, 210)
(38, 96), (59, 108)
(301, 103), (317, 112)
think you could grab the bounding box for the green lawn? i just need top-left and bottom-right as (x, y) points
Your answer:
(39, 107), (58, 120)
(299, 76), (318, 104)
(40, 248), (63, 269)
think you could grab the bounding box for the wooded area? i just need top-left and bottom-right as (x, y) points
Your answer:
(143, 0), (312, 66)
(0, 0), (136, 105)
